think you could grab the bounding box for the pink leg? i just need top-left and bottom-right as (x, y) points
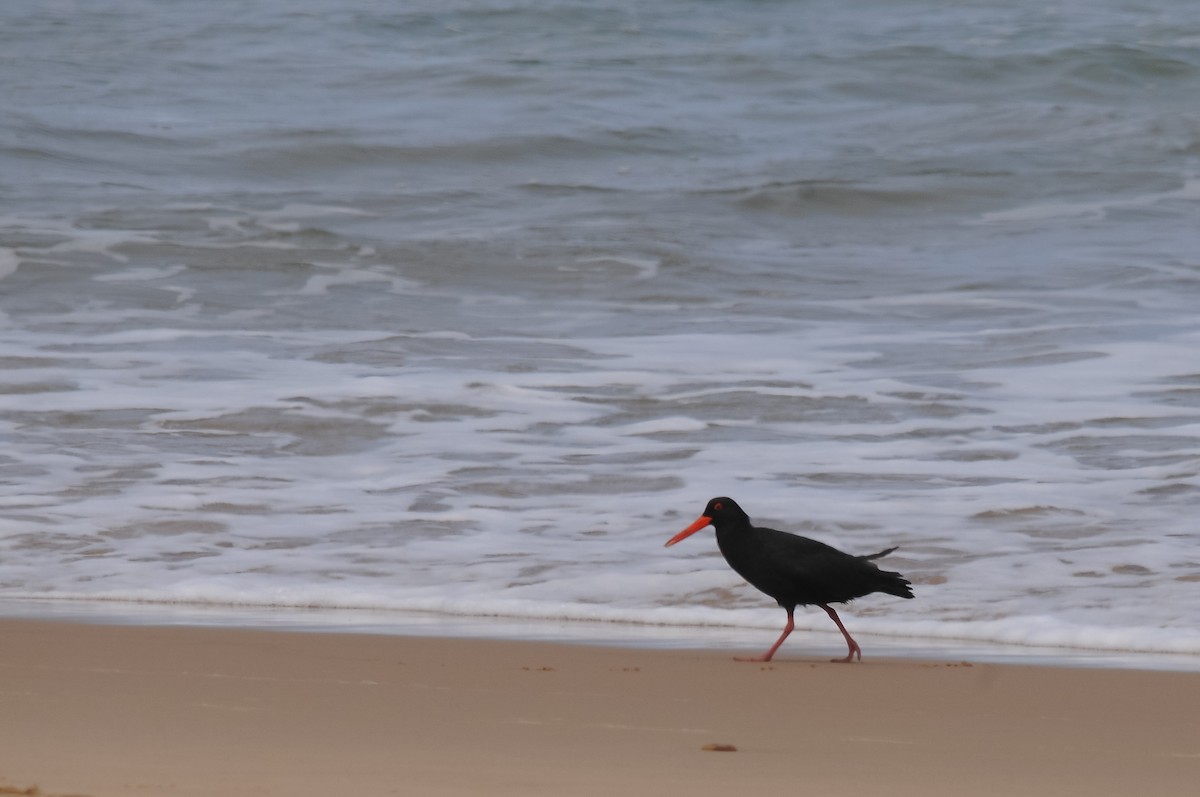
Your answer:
(821, 604), (862, 663)
(736, 609), (794, 662)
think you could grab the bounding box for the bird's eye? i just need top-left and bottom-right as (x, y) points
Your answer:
(713, 501), (723, 511)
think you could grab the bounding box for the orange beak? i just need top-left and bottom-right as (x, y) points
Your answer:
(664, 515), (712, 547)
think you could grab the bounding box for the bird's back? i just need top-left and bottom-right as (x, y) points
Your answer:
(716, 524), (913, 609)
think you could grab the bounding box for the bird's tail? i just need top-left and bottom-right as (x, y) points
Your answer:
(861, 546), (915, 599)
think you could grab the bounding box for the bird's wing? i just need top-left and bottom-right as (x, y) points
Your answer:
(742, 528), (883, 605)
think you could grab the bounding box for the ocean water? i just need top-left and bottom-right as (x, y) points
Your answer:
(2, 0), (1199, 664)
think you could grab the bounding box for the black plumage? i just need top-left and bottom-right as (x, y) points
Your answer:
(665, 496), (913, 662)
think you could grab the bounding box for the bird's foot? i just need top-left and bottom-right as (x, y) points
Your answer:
(831, 646), (862, 664)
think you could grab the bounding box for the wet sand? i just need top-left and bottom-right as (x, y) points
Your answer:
(1, 618), (1196, 796)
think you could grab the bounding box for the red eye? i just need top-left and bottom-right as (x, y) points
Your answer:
(713, 502), (723, 511)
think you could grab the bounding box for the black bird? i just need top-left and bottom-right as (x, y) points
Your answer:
(665, 497), (914, 662)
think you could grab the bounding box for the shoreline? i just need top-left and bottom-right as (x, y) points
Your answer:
(3, 618), (1199, 797)
(1, 599), (1198, 673)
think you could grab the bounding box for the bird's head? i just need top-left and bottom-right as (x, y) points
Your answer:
(663, 496), (747, 546)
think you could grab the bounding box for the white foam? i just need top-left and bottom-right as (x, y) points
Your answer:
(0, 248), (19, 280)
(94, 265), (188, 282)
(978, 177), (1200, 224)
(297, 266), (416, 296)
(572, 255), (661, 279)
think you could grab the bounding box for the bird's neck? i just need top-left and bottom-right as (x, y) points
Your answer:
(712, 521), (752, 551)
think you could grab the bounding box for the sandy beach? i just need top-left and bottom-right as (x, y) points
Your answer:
(1, 618), (1196, 797)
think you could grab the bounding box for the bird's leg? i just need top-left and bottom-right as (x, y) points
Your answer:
(820, 604), (862, 663)
(735, 608), (794, 663)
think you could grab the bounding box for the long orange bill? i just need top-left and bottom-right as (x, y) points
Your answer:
(664, 515), (712, 547)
